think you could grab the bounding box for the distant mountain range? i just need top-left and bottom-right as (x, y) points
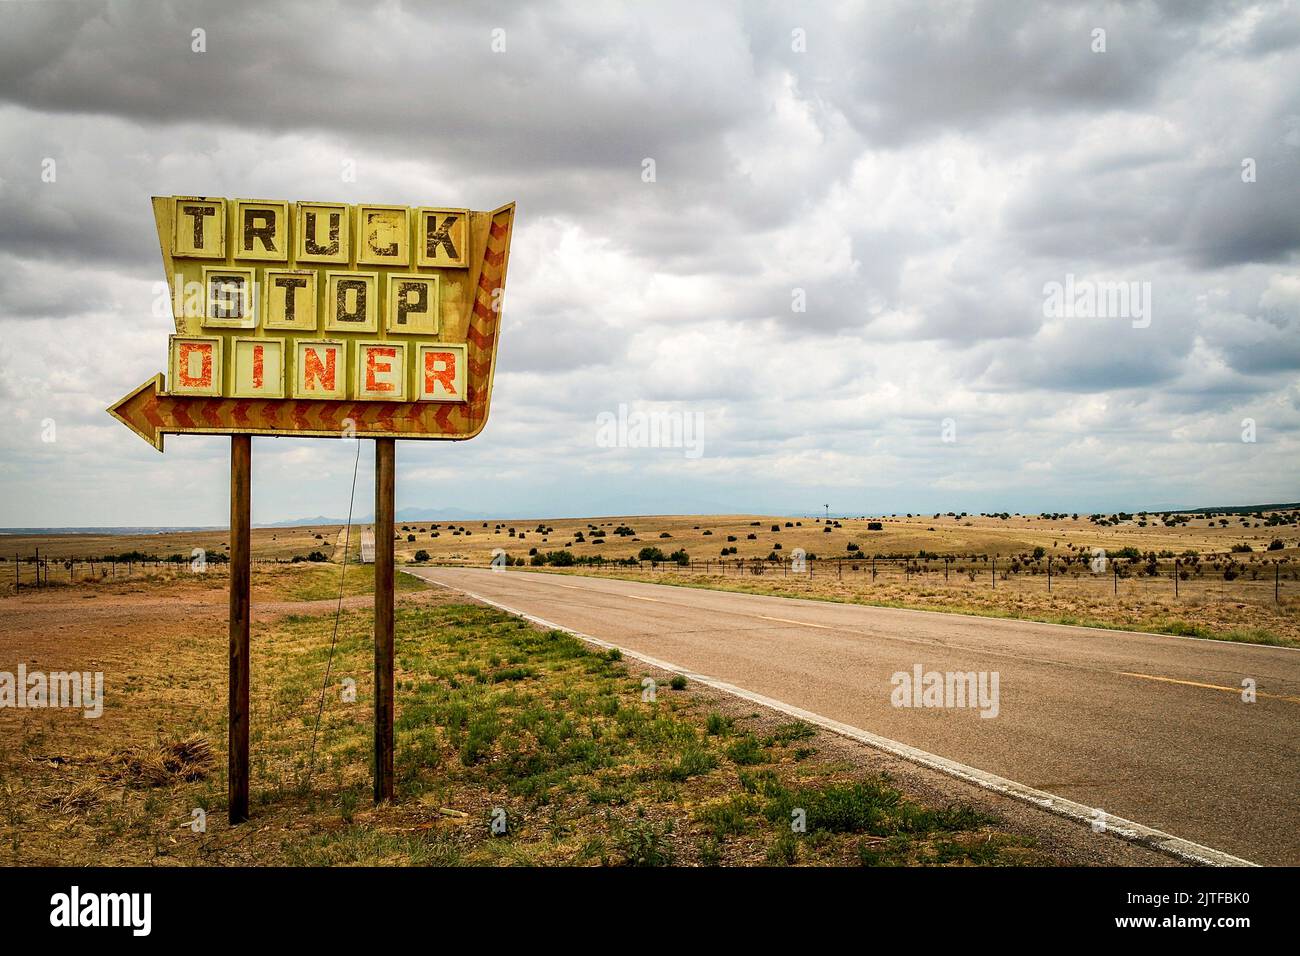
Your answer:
(257, 507), (492, 527)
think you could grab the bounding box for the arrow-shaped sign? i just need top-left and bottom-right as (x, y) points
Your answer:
(107, 202), (513, 451)
(108, 373), (487, 451)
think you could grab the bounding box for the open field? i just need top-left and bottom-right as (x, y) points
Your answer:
(0, 523), (349, 569)
(387, 510), (1300, 646)
(0, 563), (1183, 866)
(390, 510), (1300, 566)
(10, 509), (1294, 645)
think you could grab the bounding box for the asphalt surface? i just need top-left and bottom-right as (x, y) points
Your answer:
(409, 566), (1300, 865)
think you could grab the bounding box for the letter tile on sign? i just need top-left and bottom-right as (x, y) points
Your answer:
(172, 197), (226, 258)
(169, 336), (223, 396)
(262, 270), (317, 331)
(416, 343), (466, 402)
(416, 208), (469, 268)
(293, 340), (347, 400)
(385, 274), (439, 335)
(202, 267), (257, 329)
(357, 342), (407, 401)
(232, 337), (285, 399)
(234, 200), (290, 261)
(325, 271), (378, 333)
(356, 205), (410, 267)
(295, 202), (350, 264)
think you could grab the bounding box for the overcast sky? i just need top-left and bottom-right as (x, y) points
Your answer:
(1, 0), (1297, 527)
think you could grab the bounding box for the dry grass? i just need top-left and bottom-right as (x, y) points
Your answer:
(98, 735), (215, 787)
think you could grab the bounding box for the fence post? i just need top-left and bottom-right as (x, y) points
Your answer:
(872, 557), (876, 581)
(1113, 565), (1118, 595)
(1047, 556), (1051, 592)
(1277, 563), (1281, 604)
(992, 556), (996, 590)
(1174, 559), (1179, 598)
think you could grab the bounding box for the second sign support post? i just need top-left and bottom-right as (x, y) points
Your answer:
(228, 435), (251, 824)
(373, 438), (396, 804)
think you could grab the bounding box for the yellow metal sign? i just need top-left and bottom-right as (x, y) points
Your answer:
(109, 196), (515, 449)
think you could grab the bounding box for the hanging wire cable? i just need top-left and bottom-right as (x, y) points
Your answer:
(304, 436), (363, 789)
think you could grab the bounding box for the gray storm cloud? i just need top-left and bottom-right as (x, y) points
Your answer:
(0, 0), (1296, 524)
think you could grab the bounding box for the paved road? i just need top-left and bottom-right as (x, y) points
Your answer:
(408, 567), (1300, 865)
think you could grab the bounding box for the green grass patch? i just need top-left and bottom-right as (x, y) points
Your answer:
(209, 594), (1052, 865)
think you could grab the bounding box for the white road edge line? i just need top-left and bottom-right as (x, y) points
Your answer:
(406, 569), (1259, 868)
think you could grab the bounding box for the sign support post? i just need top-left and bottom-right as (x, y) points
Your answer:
(228, 434), (252, 824)
(374, 437), (396, 803)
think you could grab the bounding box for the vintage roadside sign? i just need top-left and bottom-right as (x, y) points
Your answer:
(105, 195), (516, 823)
(109, 196), (516, 449)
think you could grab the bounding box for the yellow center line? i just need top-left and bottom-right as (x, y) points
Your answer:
(1120, 672), (1300, 704)
(758, 615), (832, 629)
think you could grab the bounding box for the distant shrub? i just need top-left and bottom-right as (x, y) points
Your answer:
(413, 549), (430, 562)
(530, 550), (575, 567)
(867, 522), (883, 531)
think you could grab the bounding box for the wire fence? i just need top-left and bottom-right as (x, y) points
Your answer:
(3, 553), (302, 592)
(7, 548), (1294, 605)
(556, 553), (1296, 604)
